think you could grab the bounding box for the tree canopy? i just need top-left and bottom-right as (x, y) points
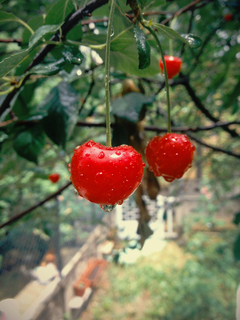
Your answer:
(0, 0), (240, 242)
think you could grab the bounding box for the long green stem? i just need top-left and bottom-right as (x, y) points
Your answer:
(16, 19), (34, 35)
(104, 0), (117, 147)
(144, 25), (171, 133)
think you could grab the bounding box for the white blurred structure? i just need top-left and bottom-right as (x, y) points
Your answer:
(115, 194), (178, 241)
(0, 299), (21, 320)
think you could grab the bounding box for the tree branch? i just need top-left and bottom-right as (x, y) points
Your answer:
(0, 182), (72, 229)
(182, 79), (239, 138)
(0, 0), (109, 118)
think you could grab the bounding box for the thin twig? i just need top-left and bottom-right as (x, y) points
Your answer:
(0, 182), (72, 229)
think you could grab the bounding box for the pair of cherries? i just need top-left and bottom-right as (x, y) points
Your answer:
(69, 133), (195, 211)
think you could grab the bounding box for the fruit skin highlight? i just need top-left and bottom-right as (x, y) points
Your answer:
(145, 133), (195, 182)
(159, 56), (182, 79)
(69, 140), (145, 205)
(48, 173), (60, 183)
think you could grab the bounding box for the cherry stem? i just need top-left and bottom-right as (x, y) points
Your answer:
(104, 0), (117, 147)
(144, 25), (171, 133)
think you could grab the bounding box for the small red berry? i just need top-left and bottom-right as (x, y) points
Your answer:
(224, 14), (233, 21)
(69, 140), (145, 207)
(159, 56), (182, 79)
(145, 133), (195, 182)
(48, 173), (60, 183)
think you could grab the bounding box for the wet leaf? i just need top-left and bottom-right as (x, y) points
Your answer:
(62, 46), (84, 65)
(41, 82), (79, 148)
(133, 25), (151, 69)
(13, 124), (45, 164)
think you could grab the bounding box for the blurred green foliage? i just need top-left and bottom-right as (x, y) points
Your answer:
(0, 0), (240, 250)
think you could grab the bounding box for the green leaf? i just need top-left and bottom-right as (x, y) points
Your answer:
(133, 25), (151, 69)
(112, 92), (155, 122)
(0, 24), (62, 78)
(22, 15), (45, 45)
(138, 0), (165, 10)
(29, 24), (62, 47)
(12, 81), (38, 117)
(13, 124), (45, 164)
(66, 24), (83, 41)
(153, 23), (202, 48)
(0, 48), (35, 78)
(180, 34), (203, 48)
(62, 46), (84, 65)
(221, 79), (240, 111)
(30, 58), (66, 76)
(233, 212), (240, 225)
(41, 82), (79, 148)
(0, 11), (22, 24)
(45, 0), (74, 25)
(85, 28), (160, 76)
(233, 234), (240, 261)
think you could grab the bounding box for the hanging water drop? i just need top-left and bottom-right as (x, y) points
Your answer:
(74, 189), (79, 196)
(100, 204), (117, 212)
(117, 200), (123, 205)
(98, 151), (105, 159)
(67, 164), (71, 172)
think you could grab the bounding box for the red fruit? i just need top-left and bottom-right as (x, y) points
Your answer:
(224, 14), (233, 21)
(48, 173), (60, 183)
(69, 140), (145, 206)
(145, 133), (195, 182)
(159, 56), (182, 79)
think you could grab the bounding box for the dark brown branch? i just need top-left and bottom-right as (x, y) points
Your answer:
(187, 133), (240, 159)
(182, 79), (239, 138)
(0, 38), (22, 44)
(0, 182), (72, 229)
(0, 0), (109, 118)
(161, 0), (206, 25)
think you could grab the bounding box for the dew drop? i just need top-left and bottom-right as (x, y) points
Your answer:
(117, 200), (123, 205)
(115, 150), (121, 156)
(98, 151), (105, 159)
(74, 146), (80, 151)
(86, 140), (94, 147)
(85, 153), (90, 157)
(176, 153), (179, 156)
(100, 204), (117, 212)
(67, 164), (71, 172)
(69, 176), (72, 181)
(74, 189), (79, 196)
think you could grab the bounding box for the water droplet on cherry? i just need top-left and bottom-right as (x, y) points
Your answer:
(74, 189), (79, 196)
(98, 151), (105, 159)
(67, 164), (71, 172)
(117, 200), (124, 205)
(74, 146), (80, 151)
(100, 204), (117, 212)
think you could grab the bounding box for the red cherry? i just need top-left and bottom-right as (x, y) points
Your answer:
(69, 140), (145, 206)
(145, 133), (195, 182)
(224, 14), (233, 21)
(159, 56), (182, 79)
(48, 173), (60, 183)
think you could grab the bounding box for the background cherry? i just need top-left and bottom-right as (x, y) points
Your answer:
(145, 133), (195, 182)
(159, 56), (182, 79)
(224, 14), (233, 21)
(69, 140), (145, 207)
(48, 173), (60, 183)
